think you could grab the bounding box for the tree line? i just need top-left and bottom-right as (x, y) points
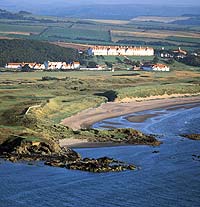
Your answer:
(0, 39), (80, 67)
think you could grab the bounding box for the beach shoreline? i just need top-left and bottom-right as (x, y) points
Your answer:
(60, 96), (200, 148)
(61, 96), (200, 129)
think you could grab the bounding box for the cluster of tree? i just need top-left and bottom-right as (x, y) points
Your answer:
(117, 39), (176, 46)
(87, 61), (98, 68)
(75, 37), (108, 42)
(105, 61), (113, 68)
(0, 39), (79, 67)
(163, 58), (175, 65)
(181, 55), (200, 67)
(123, 58), (141, 67)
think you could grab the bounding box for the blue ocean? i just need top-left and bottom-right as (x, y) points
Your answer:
(0, 104), (200, 207)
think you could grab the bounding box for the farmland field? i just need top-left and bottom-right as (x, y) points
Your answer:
(130, 16), (190, 23)
(40, 27), (111, 42)
(0, 23), (45, 34)
(0, 12), (200, 50)
(166, 36), (200, 44)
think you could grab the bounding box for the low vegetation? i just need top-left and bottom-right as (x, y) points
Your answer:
(0, 69), (200, 145)
(117, 84), (200, 100)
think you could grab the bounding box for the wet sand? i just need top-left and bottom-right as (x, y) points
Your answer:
(126, 102), (200, 123)
(127, 114), (157, 123)
(61, 96), (200, 130)
(59, 138), (129, 148)
(60, 96), (200, 148)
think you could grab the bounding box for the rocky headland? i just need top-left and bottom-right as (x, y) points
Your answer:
(0, 134), (138, 173)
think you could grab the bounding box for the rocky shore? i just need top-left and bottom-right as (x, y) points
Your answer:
(86, 128), (161, 146)
(0, 136), (136, 173)
(181, 134), (200, 140)
(59, 128), (161, 148)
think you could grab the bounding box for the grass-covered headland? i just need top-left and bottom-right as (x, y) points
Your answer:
(0, 68), (200, 172)
(0, 69), (200, 143)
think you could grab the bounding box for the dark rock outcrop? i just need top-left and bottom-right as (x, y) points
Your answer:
(45, 156), (136, 173)
(86, 128), (161, 146)
(65, 156), (136, 173)
(181, 134), (200, 140)
(0, 137), (136, 173)
(152, 150), (160, 153)
(0, 136), (80, 163)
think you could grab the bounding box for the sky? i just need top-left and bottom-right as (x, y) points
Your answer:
(92, 0), (199, 5)
(0, 0), (200, 6)
(0, 0), (199, 18)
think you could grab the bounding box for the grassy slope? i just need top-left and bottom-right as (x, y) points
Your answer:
(0, 68), (200, 144)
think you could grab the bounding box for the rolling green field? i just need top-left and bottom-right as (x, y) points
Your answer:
(0, 69), (200, 144)
(40, 27), (110, 42)
(166, 36), (200, 44)
(0, 11), (200, 144)
(0, 23), (45, 34)
(0, 12), (200, 50)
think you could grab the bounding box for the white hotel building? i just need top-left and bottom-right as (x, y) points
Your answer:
(88, 46), (154, 56)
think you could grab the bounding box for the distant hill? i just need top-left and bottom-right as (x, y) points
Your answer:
(0, 39), (79, 66)
(1, 2), (200, 20)
(18, 11), (32, 15)
(172, 15), (200, 26)
(0, 9), (34, 21)
(0, 9), (24, 19)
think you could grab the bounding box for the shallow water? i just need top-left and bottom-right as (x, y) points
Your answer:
(1, 104), (200, 207)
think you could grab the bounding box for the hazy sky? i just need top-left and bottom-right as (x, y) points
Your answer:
(0, 0), (200, 6)
(0, 0), (199, 18)
(91, 0), (199, 5)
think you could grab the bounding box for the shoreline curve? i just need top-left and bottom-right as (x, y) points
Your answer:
(61, 95), (200, 130)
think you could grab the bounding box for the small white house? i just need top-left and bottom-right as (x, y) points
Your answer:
(44, 61), (63, 70)
(88, 46), (154, 56)
(141, 64), (170, 72)
(72, 62), (80, 69)
(61, 62), (71, 70)
(33, 64), (45, 70)
(44, 61), (80, 70)
(5, 63), (22, 69)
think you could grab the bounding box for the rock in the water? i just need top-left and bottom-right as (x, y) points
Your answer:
(0, 136), (80, 164)
(0, 136), (136, 173)
(152, 150), (160, 153)
(86, 128), (161, 146)
(181, 134), (200, 140)
(66, 157), (136, 173)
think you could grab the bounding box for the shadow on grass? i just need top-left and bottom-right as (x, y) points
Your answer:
(94, 90), (118, 102)
(112, 73), (140, 77)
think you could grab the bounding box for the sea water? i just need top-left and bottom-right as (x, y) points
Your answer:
(0, 104), (200, 207)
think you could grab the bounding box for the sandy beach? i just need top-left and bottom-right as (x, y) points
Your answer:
(61, 95), (200, 130)
(60, 95), (200, 147)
